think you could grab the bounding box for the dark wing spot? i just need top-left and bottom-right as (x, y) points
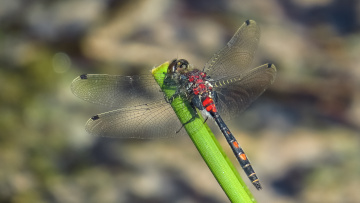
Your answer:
(245, 19), (250, 26)
(80, 74), (88, 79)
(268, 63), (273, 68)
(91, 115), (100, 120)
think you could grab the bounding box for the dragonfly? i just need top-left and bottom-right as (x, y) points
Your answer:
(71, 20), (276, 190)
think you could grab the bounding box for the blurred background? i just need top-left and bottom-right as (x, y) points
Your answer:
(1, 0), (360, 202)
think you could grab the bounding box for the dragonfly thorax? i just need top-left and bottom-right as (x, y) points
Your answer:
(184, 69), (212, 96)
(166, 59), (218, 115)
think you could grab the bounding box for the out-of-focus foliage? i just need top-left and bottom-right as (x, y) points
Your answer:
(1, 0), (359, 202)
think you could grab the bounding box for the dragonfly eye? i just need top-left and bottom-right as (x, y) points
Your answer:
(177, 59), (189, 70)
(167, 59), (189, 73)
(167, 59), (178, 73)
(176, 59), (189, 72)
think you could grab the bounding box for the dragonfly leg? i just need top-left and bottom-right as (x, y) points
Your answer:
(175, 114), (197, 134)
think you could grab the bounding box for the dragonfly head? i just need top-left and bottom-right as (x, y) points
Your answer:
(168, 59), (190, 74)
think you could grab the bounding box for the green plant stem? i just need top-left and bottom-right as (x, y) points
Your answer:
(152, 61), (256, 203)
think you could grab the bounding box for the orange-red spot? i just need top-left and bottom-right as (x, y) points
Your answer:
(239, 153), (247, 161)
(198, 84), (206, 92)
(233, 141), (239, 148)
(202, 97), (212, 106)
(212, 105), (217, 113)
(202, 97), (217, 113)
(206, 105), (213, 112)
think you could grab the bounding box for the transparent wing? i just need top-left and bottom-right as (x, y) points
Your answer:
(212, 64), (276, 121)
(71, 72), (206, 138)
(203, 20), (260, 81)
(71, 73), (169, 108)
(85, 99), (204, 138)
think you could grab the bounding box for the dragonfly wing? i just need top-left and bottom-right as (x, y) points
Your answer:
(85, 99), (190, 138)
(71, 73), (169, 108)
(212, 63), (276, 120)
(203, 20), (260, 81)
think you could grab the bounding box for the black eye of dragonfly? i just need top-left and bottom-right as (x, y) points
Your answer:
(167, 59), (189, 73)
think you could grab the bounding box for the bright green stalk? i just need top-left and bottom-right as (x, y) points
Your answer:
(152, 61), (257, 203)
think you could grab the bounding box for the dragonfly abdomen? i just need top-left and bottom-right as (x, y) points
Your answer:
(212, 112), (262, 190)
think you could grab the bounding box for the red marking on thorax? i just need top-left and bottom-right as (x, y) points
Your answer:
(188, 76), (194, 82)
(196, 79), (203, 83)
(186, 70), (217, 113)
(187, 70), (209, 96)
